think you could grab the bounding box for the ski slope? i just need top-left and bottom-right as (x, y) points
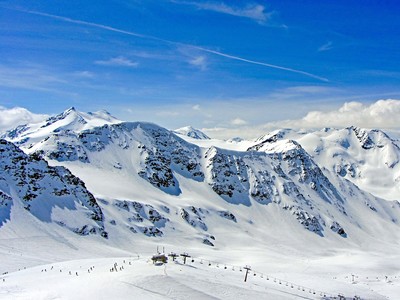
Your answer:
(1, 250), (399, 300)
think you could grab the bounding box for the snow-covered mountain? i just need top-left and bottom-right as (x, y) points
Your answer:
(174, 125), (210, 140)
(2, 108), (400, 244)
(1, 107), (121, 148)
(251, 126), (400, 201)
(2, 108), (400, 299)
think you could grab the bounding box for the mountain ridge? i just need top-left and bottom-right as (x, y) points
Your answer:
(1, 108), (400, 250)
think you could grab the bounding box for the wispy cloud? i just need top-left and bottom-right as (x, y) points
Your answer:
(189, 56), (207, 71)
(95, 56), (139, 67)
(318, 41), (333, 52)
(0, 64), (67, 92)
(0, 106), (49, 132)
(16, 9), (328, 82)
(172, 1), (271, 24)
(230, 118), (247, 126)
(73, 70), (95, 78)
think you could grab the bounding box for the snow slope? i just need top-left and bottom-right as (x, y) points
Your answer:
(0, 139), (106, 237)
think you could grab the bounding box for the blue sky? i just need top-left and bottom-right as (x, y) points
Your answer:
(1, 0), (400, 136)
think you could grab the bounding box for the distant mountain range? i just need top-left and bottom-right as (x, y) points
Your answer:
(1, 107), (400, 252)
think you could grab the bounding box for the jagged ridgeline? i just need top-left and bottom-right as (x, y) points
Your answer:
(2, 108), (400, 246)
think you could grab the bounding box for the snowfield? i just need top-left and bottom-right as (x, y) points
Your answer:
(1, 108), (400, 299)
(1, 250), (400, 300)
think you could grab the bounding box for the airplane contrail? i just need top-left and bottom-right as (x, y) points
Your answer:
(18, 9), (329, 82)
(190, 47), (329, 82)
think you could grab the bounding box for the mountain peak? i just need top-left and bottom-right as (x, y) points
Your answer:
(2, 107), (121, 148)
(65, 106), (77, 112)
(173, 126), (210, 140)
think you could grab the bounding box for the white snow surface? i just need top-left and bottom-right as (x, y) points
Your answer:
(1, 108), (400, 299)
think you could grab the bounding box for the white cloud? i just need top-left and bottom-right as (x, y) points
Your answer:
(268, 99), (400, 129)
(230, 118), (247, 126)
(318, 41), (333, 52)
(200, 99), (400, 140)
(0, 107), (49, 133)
(192, 104), (201, 110)
(173, 1), (271, 23)
(73, 71), (95, 78)
(95, 56), (139, 67)
(189, 56), (207, 71)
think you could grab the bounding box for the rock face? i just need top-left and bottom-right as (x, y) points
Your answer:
(203, 140), (347, 235)
(18, 121), (204, 196)
(0, 139), (106, 237)
(136, 123), (204, 195)
(180, 206), (208, 231)
(114, 200), (169, 237)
